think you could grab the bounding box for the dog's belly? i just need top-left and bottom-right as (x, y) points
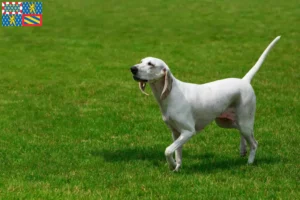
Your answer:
(193, 107), (238, 131)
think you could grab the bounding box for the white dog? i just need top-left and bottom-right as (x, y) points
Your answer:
(130, 36), (280, 171)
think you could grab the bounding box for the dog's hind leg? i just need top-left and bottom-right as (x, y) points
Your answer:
(239, 127), (258, 164)
(240, 136), (247, 157)
(237, 104), (258, 163)
(235, 86), (259, 164)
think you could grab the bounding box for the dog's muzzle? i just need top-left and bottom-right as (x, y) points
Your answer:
(130, 66), (148, 82)
(130, 66), (149, 95)
(130, 66), (138, 75)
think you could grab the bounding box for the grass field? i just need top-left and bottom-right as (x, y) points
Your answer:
(0, 0), (299, 199)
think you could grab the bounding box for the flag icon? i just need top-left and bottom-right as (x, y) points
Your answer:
(2, 2), (42, 27)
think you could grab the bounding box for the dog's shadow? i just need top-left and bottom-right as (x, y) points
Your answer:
(91, 147), (278, 173)
(185, 155), (278, 174)
(92, 146), (162, 162)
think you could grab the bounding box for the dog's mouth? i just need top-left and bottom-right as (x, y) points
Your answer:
(133, 76), (149, 96)
(133, 76), (148, 82)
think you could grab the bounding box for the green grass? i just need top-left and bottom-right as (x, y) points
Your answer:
(0, 0), (299, 199)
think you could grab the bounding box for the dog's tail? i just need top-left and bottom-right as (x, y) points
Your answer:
(243, 36), (281, 83)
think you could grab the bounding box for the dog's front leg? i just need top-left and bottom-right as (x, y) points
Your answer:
(165, 130), (194, 171)
(171, 129), (182, 170)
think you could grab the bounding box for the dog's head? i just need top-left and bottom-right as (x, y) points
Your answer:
(130, 57), (168, 82)
(130, 57), (172, 99)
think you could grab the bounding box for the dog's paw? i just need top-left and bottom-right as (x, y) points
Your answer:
(168, 163), (176, 170)
(172, 164), (181, 172)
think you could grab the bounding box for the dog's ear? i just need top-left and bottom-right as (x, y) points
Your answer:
(139, 82), (149, 96)
(161, 68), (173, 100)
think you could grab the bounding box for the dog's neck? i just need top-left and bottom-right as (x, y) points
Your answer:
(149, 78), (165, 104)
(149, 72), (175, 108)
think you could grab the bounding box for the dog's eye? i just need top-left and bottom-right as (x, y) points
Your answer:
(148, 62), (154, 67)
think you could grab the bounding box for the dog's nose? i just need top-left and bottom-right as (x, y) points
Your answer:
(130, 66), (138, 75)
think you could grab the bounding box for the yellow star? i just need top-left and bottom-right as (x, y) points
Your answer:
(29, 3), (36, 14)
(9, 15), (16, 26)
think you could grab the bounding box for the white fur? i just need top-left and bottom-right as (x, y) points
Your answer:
(131, 36), (280, 171)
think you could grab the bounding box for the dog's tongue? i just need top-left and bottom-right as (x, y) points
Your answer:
(139, 82), (149, 96)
